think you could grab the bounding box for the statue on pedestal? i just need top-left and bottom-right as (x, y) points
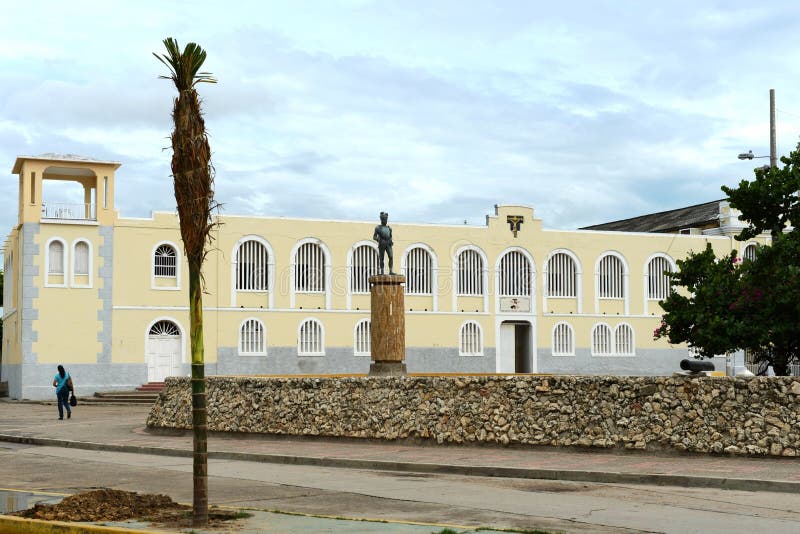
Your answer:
(373, 211), (395, 275)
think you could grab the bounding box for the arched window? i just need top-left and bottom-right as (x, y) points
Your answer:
(498, 250), (531, 296)
(598, 254), (624, 298)
(154, 244), (177, 278)
(546, 252), (577, 297)
(354, 319), (371, 356)
(298, 318), (324, 355)
(591, 324), (613, 356)
(743, 243), (757, 262)
(295, 243), (325, 292)
(615, 324), (635, 356)
(647, 256), (673, 300)
(236, 239), (269, 291)
(552, 322), (574, 356)
(73, 241), (90, 276)
(149, 320), (180, 336)
(459, 321), (483, 356)
(351, 244), (379, 294)
(239, 318), (266, 355)
(457, 249), (484, 296)
(404, 246), (433, 295)
(48, 240), (65, 275)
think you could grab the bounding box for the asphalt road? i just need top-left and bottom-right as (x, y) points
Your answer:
(2, 440), (800, 533)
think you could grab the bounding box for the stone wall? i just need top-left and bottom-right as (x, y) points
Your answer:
(147, 375), (800, 456)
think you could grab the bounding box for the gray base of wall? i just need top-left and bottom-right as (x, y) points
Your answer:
(4, 363), (150, 400)
(3, 347), (722, 400)
(538, 350), (728, 376)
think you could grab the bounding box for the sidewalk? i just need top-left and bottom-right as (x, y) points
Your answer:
(1, 400), (799, 494)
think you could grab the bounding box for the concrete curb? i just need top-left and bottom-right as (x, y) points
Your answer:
(0, 514), (168, 534)
(2, 433), (798, 494)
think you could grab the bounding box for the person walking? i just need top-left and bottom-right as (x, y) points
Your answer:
(52, 365), (73, 420)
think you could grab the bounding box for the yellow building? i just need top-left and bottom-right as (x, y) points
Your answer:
(1, 154), (767, 399)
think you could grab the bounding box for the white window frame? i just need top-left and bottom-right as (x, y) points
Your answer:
(346, 241), (379, 309)
(591, 323), (613, 356)
(238, 317), (267, 356)
(402, 243), (438, 307)
(151, 241), (181, 291)
(290, 238), (332, 309)
(643, 253), (676, 309)
(353, 318), (371, 357)
(551, 322), (575, 356)
(230, 235), (275, 308)
(591, 322), (636, 357)
(615, 323), (635, 356)
(742, 242), (758, 262)
(496, 247), (534, 297)
(594, 251), (629, 314)
(297, 317), (325, 356)
(458, 320), (483, 356)
(452, 245), (489, 312)
(45, 237), (68, 288)
(71, 238), (93, 288)
(542, 249), (582, 313)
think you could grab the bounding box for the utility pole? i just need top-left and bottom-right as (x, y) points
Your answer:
(770, 88), (777, 168)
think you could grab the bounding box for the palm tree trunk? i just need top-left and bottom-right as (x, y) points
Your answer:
(189, 265), (208, 526)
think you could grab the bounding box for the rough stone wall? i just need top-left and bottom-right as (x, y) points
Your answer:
(147, 375), (800, 456)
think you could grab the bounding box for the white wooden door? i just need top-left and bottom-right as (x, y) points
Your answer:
(497, 323), (516, 373)
(148, 336), (180, 382)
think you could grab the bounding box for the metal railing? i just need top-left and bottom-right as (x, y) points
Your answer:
(41, 202), (96, 221)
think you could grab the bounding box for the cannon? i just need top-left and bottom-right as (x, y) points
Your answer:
(679, 359), (715, 373)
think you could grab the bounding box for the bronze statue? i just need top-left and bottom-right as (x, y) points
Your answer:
(373, 211), (394, 275)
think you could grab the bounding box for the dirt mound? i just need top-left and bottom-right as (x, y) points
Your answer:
(12, 489), (188, 522)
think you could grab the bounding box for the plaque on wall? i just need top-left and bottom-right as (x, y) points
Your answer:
(499, 297), (530, 312)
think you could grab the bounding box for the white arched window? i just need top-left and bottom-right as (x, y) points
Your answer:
(591, 324), (613, 356)
(546, 252), (577, 297)
(404, 246), (434, 295)
(459, 321), (483, 356)
(236, 239), (270, 291)
(354, 319), (371, 356)
(73, 241), (89, 275)
(647, 256), (673, 300)
(615, 324), (635, 356)
(351, 244), (379, 294)
(153, 244), (177, 278)
(498, 250), (531, 296)
(552, 322), (574, 356)
(48, 240), (65, 275)
(295, 242), (326, 292)
(149, 320), (180, 336)
(598, 254), (625, 298)
(46, 238), (67, 287)
(239, 318), (266, 355)
(743, 243), (757, 262)
(298, 318), (324, 356)
(457, 249), (484, 296)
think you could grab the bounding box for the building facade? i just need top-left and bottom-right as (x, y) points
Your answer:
(2, 155), (766, 399)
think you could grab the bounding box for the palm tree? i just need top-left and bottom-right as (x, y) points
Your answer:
(154, 38), (217, 526)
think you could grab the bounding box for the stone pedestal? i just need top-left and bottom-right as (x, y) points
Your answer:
(368, 274), (407, 376)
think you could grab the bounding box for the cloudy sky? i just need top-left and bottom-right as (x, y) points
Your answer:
(2, 1), (800, 234)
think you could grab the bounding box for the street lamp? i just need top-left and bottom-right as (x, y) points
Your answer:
(737, 89), (777, 168)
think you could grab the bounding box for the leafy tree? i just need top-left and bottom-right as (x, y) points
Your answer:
(653, 245), (741, 359)
(154, 38), (217, 526)
(656, 143), (800, 375)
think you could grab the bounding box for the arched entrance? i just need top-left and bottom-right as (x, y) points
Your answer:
(146, 320), (182, 382)
(498, 320), (534, 373)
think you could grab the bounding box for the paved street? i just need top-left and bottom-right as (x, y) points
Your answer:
(1, 401), (800, 533)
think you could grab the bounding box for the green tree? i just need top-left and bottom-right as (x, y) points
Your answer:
(656, 143), (800, 375)
(154, 38), (217, 526)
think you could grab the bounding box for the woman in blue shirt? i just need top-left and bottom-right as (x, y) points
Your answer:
(52, 365), (73, 420)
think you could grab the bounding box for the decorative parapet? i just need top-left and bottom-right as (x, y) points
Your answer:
(147, 375), (800, 456)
